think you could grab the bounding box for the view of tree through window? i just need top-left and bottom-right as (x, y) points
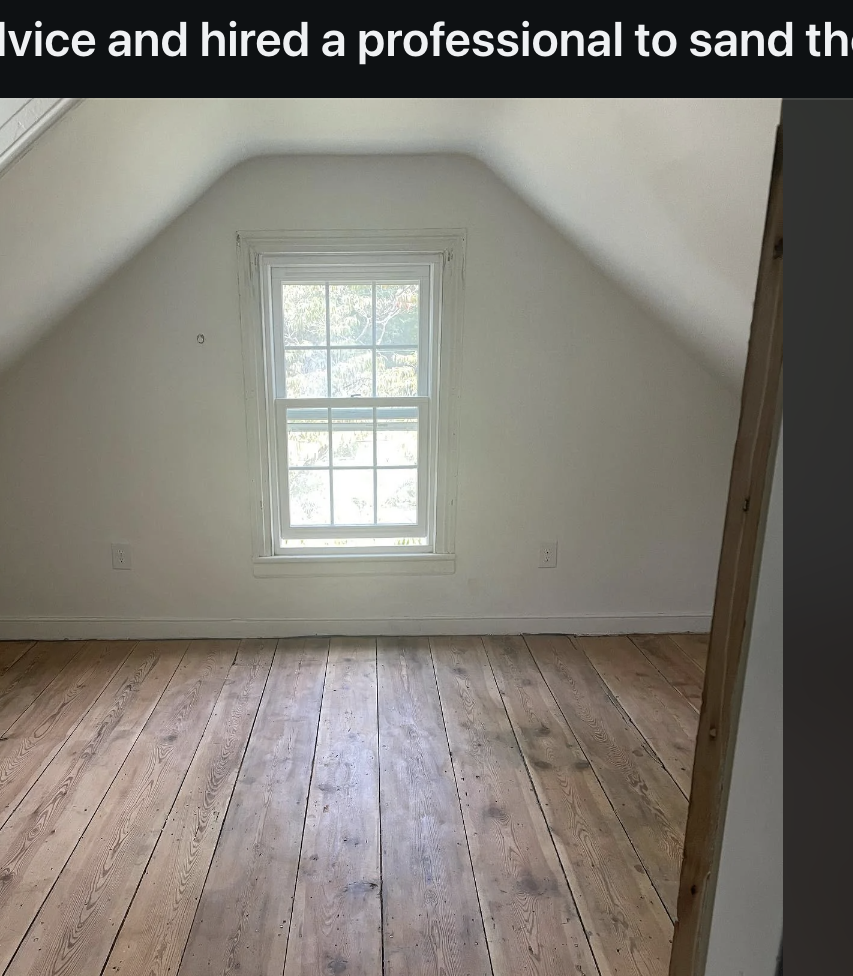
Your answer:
(278, 279), (425, 545)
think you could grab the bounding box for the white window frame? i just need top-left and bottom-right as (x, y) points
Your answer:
(270, 258), (433, 551)
(238, 231), (465, 576)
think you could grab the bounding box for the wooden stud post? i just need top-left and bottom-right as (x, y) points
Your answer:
(668, 120), (783, 976)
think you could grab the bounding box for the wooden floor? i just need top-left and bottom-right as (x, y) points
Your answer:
(0, 632), (706, 976)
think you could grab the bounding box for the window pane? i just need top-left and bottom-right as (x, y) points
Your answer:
(285, 349), (328, 398)
(333, 469), (374, 524)
(329, 284), (373, 345)
(282, 284), (326, 346)
(376, 282), (419, 345)
(376, 407), (418, 466)
(332, 407), (374, 466)
(287, 408), (329, 467)
(376, 348), (418, 396)
(377, 469), (418, 525)
(331, 348), (373, 398)
(289, 470), (330, 526)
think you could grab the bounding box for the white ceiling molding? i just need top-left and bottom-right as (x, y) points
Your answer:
(0, 97), (780, 386)
(0, 97), (81, 172)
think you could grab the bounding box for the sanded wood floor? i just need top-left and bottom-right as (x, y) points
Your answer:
(0, 632), (706, 976)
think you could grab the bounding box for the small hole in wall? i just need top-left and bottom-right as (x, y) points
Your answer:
(197, 334), (205, 344)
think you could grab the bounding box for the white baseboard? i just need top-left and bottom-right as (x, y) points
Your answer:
(0, 614), (712, 641)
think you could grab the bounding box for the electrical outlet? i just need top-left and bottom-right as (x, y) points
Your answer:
(111, 543), (132, 570)
(539, 542), (557, 568)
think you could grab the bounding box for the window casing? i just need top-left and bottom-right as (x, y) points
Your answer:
(238, 233), (463, 573)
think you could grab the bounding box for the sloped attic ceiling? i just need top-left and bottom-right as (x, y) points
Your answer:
(0, 97), (780, 384)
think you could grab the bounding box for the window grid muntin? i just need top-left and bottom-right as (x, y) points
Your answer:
(372, 281), (377, 396)
(282, 282), (418, 400)
(271, 266), (430, 402)
(289, 465), (417, 472)
(275, 397), (428, 540)
(276, 343), (417, 351)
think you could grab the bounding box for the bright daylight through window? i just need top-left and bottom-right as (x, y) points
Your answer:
(239, 233), (463, 571)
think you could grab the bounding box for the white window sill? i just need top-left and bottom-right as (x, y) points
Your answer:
(253, 553), (456, 578)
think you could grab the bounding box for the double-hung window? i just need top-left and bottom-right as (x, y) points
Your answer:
(239, 233), (463, 574)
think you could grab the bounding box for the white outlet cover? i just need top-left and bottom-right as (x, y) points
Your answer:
(111, 543), (132, 570)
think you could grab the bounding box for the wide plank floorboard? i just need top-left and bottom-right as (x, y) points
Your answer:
(629, 635), (704, 711)
(0, 633), (705, 976)
(104, 646), (274, 976)
(0, 641), (187, 973)
(431, 635), (599, 976)
(283, 638), (382, 976)
(0, 641), (136, 827)
(4, 640), (237, 976)
(0, 642), (87, 736)
(0, 643), (34, 679)
(524, 634), (687, 919)
(484, 636), (672, 976)
(668, 634), (708, 671)
(232, 636), (279, 668)
(378, 637), (491, 976)
(178, 638), (328, 976)
(575, 636), (699, 797)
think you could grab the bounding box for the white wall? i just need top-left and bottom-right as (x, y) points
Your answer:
(482, 99), (779, 382)
(0, 98), (779, 384)
(0, 155), (739, 638)
(705, 426), (783, 976)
